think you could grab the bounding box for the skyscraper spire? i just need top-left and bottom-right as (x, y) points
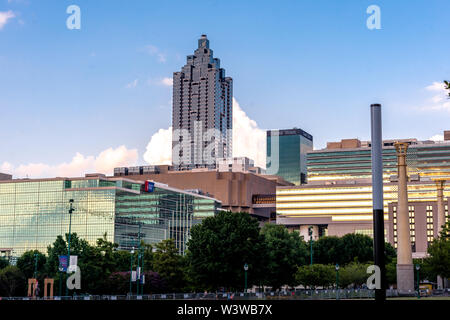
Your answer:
(172, 36), (233, 170)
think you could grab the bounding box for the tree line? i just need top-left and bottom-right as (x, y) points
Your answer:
(0, 211), (448, 296)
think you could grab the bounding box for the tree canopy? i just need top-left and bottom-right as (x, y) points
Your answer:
(186, 211), (265, 291)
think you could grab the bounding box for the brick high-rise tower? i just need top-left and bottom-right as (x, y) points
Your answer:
(172, 35), (233, 170)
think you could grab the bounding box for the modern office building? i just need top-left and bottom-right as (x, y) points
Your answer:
(114, 165), (292, 220)
(0, 174), (221, 258)
(307, 138), (450, 184)
(276, 132), (450, 257)
(266, 128), (313, 185)
(172, 35), (233, 170)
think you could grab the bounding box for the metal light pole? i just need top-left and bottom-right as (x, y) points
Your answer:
(65, 199), (75, 297)
(129, 247), (135, 297)
(34, 252), (38, 279)
(370, 104), (386, 302)
(308, 226), (313, 265)
(244, 263), (248, 293)
(335, 264), (340, 300)
(136, 223), (141, 296)
(416, 264), (420, 299)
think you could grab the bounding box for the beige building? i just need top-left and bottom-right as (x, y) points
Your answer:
(277, 132), (450, 256)
(114, 165), (291, 220)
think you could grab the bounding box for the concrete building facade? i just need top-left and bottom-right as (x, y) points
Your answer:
(114, 165), (292, 220)
(276, 132), (450, 256)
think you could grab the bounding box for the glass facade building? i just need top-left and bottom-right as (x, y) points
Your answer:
(0, 176), (220, 258)
(172, 35), (233, 170)
(307, 140), (450, 183)
(267, 128), (313, 185)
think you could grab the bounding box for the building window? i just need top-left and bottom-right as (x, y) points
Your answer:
(409, 205), (415, 251)
(426, 205), (434, 246)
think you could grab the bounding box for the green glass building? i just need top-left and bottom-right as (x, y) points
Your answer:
(266, 128), (313, 185)
(0, 175), (221, 259)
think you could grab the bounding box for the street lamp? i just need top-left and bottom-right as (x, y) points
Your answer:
(244, 263), (249, 293)
(129, 247), (135, 297)
(335, 264), (340, 300)
(34, 252), (38, 279)
(415, 264), (420, 299)
(308, 226), (314, 265)
(65, 199), (75, 297)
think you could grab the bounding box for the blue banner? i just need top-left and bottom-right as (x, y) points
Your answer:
(58, 255), (68, 272)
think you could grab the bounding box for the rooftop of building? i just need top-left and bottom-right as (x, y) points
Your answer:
(0, 173), (222, 203)
(312, 130), (450, 153)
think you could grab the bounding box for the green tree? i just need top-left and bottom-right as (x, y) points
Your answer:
(186, 211), (265, 291)
(0, 266), (26, 297)
(339, 262), (370, 288)
(294, 264), (335, 289)
(16, 250), (47, 279)
(386, 259), (397, 286)
(261, 224), (308, 289)
(444, 80), (450, 97)
(152, 239), (186, 292)
(340, 234), (374, 264)
(0, 257), (9, 270)
(313, 236), (344, 265)
(46, 233), (104, 294)
(424, 221), (450, 279)
(313, 234), (396, 265)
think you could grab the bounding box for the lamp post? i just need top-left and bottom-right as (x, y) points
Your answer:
(244, 263), (248, 293)
(129, 247), (135, 297)
(335, 264), (340, 300)
(308, 226), (314, 265)
(65, 199), (74, 297)
(33, 252), (38, 279)
(136, 223), (142, 296)
(416, 264), (420, 299)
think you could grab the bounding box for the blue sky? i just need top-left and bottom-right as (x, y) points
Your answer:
(1, 0), (449, 177)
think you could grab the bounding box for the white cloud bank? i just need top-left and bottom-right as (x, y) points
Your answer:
(420, 81), (450, 112)
(428, 134), (444, 142)
(1, 146), (138, 179)
(1, 99), (266, 178)
(0, 10), (15, 30)
(143, 98), (266, 168)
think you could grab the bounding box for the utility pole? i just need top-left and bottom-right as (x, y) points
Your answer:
(136, 222), (141, 296)
(370, 104), (386, 302)
(308, 226), (313, 265)
(65, 199), (75, 297)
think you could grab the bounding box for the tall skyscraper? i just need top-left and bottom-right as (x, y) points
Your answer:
(172, 35), (233, 170)
(266, 128), (313, 185)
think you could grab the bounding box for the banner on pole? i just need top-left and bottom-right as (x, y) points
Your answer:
(58, 255), (68, 272)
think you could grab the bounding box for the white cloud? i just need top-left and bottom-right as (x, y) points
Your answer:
(160, 77), (173, 86)
(125, 79), (138, 88)
(232, 98), (266, 168)
(1, 146), (138, 179)
(142, 98), (267, 168)
(428, 134), (444, 142)
(420, 81), (450, 112)
(144, 45), (167, 63)
(148, 77), (173, 87)
(143, 127), (173, 165)
(0, 10), (15, 30)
